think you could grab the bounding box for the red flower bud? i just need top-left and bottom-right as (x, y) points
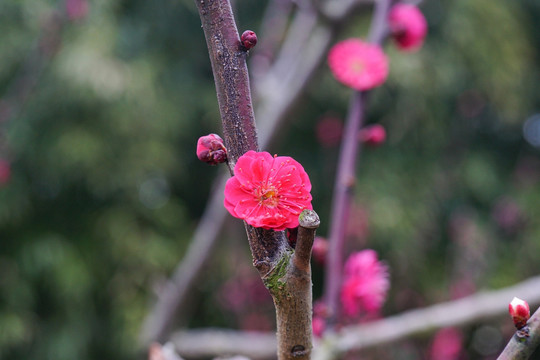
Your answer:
(241, 30), (257, 50)
(509, 297), (530, 329)
(359, 124), (386, 147)
(196, 134), (228, 165)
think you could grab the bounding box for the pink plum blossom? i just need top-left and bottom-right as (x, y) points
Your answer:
(224, 151), (312, 231)
(429, 327), (464, 360)
(388, 4), (427, 52)
(341, 249), (389, 316)
(328, 39), (389, 91)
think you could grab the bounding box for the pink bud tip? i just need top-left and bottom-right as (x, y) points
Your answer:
(196, 134), (228, 165)
(241, 30), (257, 50)
(359, 124), (386, 146)
(509, 297), (530, 329)
(388, 4), (427, 52)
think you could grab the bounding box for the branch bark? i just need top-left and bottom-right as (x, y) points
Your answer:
(192, 2), (320, 359)
(272, 210), (320, 360)
(498, 306), (540, 360)
(142, 0), (377, 345)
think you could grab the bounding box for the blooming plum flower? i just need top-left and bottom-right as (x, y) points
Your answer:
(341, 249), (389, 316)
(224, 151), (312, 231)
(388, 4), (427, 52)
(509, 297), (530, 329)
(328, 39), (389, 91)
(196, 133), (227, 165)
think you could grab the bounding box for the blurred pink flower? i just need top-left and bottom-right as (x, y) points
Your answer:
(316, 116), (343, 147)
(312, 316), (326, 337)
(312, 237), (329, 265)
(341, 250), (389, 316)
(224, 151), (312, 231)
(359, 124), (386, 147)
(328, 39), (389, 91)
(0, 159), (11, 186)
(66, 0), (89, 21)
(388, 4), (427, 52)
(429, 327), (463, 360)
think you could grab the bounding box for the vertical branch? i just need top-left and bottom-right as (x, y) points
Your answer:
(194, 3), (318, 360)
(323, 0), (391, 327)
(324, 92), (366, 326)
(273, 210), (320, 360)
(196, 0), (259, 165)
(195, 0), (284, 277)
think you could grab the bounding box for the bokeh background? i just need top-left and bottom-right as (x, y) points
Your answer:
(1, 0), (540, 359)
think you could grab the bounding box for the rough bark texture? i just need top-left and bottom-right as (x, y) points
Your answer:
(264, 210), (320, 360)
(498, 306), (540, 360)
(197, 0), (258, 166)
(196, 0), (283, 276)
(195, 1), (319, 359)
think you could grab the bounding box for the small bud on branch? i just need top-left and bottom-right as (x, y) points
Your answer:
(196, 134), (228, 165)
(509, 297), (530, 330)
(241, 30), (257, 50)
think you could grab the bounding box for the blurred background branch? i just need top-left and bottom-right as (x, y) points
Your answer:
(170, 275), (540, 359)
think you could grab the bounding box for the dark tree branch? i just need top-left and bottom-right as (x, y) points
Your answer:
(189, 2), (321, 359)
(142, 0), (379, 345)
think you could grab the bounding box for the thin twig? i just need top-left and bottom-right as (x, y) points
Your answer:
(140, 175), (229, 343)
(323, 0), (391, 327)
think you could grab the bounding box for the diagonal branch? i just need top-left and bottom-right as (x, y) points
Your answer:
(497, 306), (540, 360)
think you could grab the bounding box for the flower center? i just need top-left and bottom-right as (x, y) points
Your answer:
(351, 59), (365, 74)
(257, 186), (279, 207)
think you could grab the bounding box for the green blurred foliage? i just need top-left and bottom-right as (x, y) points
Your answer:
(1, 0), (540, 359)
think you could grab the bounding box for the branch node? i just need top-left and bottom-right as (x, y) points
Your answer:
(299, 209), (320, 229)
